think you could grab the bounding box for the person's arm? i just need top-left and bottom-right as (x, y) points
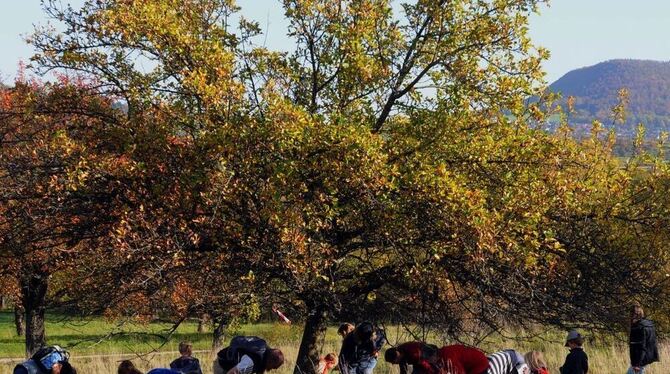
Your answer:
(637, 325), (649, 367)
(414, 359), (436, 374)
(373, 329), (386, 352)
(228, 355), (254, 374)
(13, 365), (29, 374)
(399, 360), (409, 374)
(630, 325), (645, 367)
(400, 342), (435, 374)
(560, 352), (577, 374)
(339, 353), (349, 374)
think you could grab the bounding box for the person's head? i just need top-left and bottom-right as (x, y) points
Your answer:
(631, 303), (645, 324)
(118, 360), (143, 374)
(179, 341), (193, 357)
(337, 323), (355, 338)
(264, 348), (285, 371)
(564, 330), (583, 349)
(323, 353), (338, 368)
(523, 351), (547, 370)
(52, 361), (77, 374)
(354, 322), (375, 342)
(384, 347), (401, 364)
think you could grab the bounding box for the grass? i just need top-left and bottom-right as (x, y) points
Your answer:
(0, 312), (667, 373)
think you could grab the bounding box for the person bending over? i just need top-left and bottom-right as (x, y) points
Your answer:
(214, 336), (284, 374)
(487, 349), (528, 374)
(385, 342), (489, 374)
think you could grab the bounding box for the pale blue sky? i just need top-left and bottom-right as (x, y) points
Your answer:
(1, 0), (669, 83)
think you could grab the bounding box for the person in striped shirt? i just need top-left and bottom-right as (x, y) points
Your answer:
(486, 350), (529, 374)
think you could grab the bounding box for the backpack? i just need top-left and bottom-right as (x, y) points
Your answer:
(217, 336), (268, 372)
(14, 346), (69, 374)
(32, 346), (69, 372)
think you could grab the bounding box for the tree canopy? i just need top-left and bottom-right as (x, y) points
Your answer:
(1, 0), (670, 370)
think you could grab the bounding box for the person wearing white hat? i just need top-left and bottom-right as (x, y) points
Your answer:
(559, 330), (588, 374)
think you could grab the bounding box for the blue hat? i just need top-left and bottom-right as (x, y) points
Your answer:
(565, 330), (582, 346)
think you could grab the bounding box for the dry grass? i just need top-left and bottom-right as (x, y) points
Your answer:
(0, 313), (670, 374)
(1, 317), (668, 373)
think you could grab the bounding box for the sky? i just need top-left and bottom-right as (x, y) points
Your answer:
(1, 0), (669, 83)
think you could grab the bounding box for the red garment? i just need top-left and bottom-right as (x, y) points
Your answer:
(317, 356), (338, 374)
(437, 345), (489, 374)
(394, 342), (437, 374)
(532, 368), (549, 374)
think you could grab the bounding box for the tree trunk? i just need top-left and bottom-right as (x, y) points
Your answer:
(14, 304), (25, 336)
(1, 295), (6, 309)
(21, 272), (48, 356)
(212, 317), (227, 350)
(198, 313), (209, 333)
(294, 306), (328, 374)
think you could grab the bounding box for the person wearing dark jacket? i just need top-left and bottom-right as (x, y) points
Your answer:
(560, 330), (588, 374)
(628, 304), (659, 374)
(170, 341), (203, 374)
(214, 336), (284, 374)
(339, 322), (386, 374)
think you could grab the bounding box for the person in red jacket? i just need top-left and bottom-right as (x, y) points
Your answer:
(385, 342), (489, 374)
(437, 345), (489, 374)
(385, 341), (439, 374)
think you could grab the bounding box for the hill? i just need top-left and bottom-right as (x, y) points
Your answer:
(549, 59), (670, 136)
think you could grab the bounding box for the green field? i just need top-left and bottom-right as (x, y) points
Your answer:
(1, 312), (667, 373)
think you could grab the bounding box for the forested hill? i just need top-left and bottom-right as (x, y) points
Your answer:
(549, 59), (670, 135)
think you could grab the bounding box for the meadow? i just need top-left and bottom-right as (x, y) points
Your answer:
(0, 312), (667, 374)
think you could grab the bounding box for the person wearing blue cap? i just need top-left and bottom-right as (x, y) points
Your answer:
(559, 330), (588, 374)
